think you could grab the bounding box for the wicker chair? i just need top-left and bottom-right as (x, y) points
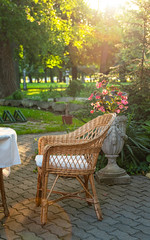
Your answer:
(35, 113), (116, 224)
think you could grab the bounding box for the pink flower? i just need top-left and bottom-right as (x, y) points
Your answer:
(117, 91), (123, 96)
(121, 100), (128, 105)
(96, 82), (102, 89)
(96, 95), (101, 99)
(96, 102), (100, 108)
(121, 95), (128, 100)
(102, 80), (106, 83)
(89, 81), (128, 114)
(116, 109), (120, 114)
(119, 104), (124, 109)
(102, 89), (108, 95)
(88, 93), (93, 100)
(98, 106), (105, 112)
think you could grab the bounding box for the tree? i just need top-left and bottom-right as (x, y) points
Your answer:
(0, 0), (76, 97)
(118, 0), (150, 87)
(115, 0), (150, 120)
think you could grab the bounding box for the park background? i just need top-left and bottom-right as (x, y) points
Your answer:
(0, 0), (149, 175)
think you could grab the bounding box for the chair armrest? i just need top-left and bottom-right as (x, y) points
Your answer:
(42, 141), (100, 171)
(43, 140), (100, 159)
(38, 133), (82, 154)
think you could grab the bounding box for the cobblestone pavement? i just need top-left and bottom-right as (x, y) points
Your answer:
(0, 133), (150, 240)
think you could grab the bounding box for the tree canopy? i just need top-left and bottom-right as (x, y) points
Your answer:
(0, 0), (150, 97)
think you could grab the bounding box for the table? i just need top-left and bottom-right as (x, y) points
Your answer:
(0, 127), (21, 216)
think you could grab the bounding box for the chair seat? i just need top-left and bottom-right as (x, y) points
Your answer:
(35, 154), (89, 169)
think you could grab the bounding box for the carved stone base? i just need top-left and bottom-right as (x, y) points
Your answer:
(95, 168), (131, 185)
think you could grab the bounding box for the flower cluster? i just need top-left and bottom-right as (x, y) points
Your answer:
(88, 80), (128, 114)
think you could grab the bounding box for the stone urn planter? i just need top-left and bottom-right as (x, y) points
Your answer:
(95, 115), (131, 185)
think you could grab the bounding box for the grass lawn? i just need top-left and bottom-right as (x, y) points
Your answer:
(0, 106), (86, 135)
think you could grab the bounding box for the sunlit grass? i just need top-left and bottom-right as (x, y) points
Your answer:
(0, 106), (86, 135)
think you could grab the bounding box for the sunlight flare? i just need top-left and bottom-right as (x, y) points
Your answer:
(86, 0), (128, 10)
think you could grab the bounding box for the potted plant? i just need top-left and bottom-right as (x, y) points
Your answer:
(62, 103), (73, 125)
(88, 79), (131, 184)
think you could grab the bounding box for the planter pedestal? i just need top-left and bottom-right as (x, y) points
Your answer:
(95, 116), (131, 185)
(95, 155), (131, 185)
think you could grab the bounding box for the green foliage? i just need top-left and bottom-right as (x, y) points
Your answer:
(12, 90), (23, 100)
(117, 115), (150, 175)
(122, 83), (150, 122)
(66, 80), (84, 98)
(117, 0), (150, 88)
(0, 106), (85, 135)
(80, 83), (96, 97)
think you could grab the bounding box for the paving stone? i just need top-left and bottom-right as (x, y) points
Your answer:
(40, 231), (60, 240)
(72, 226), (90, 239)
(12, 214), (34, 225)
(72, 219), (94, 231)
(138, 211), (150, 220)
(116, 210), (140, 220)
(133, 231), (150, 240)
(102, 216), (119, 225)
(71, 235), (81, 240)
(136, 224), (150, 235)
(115, 223), (139, 235)
(4, 220), (25, 232)
(18, 231), (42, 240)
(86, 236), (103, 240)
(111, 230), (138, 240)
(26, 222), (47, 235)
(87, 228), (113, 240)
(1, 133), (150, 240)
(1, 228), (20, 240)
(136, 217), (150, 227)
(46, 223), (70, 238)
(52, 218), (71, 229)
(138, 206), (150, 213)
(115, 216), (139, 227)
(90, 221), (117, 233)
(77, 213), (97, 223)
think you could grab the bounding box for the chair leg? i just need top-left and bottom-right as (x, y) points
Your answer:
(41, 198), (48, 225)
(41, 172), (49, 225)
(0, 169), (9, 217)
(89, 174), (103, 220)
(84, 176), (92, 206)
(41, 174), (59, 225)
(36, 168), (42, 206)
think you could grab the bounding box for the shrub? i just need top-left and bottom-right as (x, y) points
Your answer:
(66, 80), (84, 98)
(12, 90), (23, 100)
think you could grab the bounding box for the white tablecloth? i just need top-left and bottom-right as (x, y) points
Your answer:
(0, 128), (21, 170)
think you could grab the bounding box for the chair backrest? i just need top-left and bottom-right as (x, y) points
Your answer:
(68, 113), (116, 148)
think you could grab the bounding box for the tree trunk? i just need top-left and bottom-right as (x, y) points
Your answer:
(50, 69), (54, 83)
(44, 68), (47, 83)
(28, 74), (32, 83)
(100, 42), (109, 74)
(72, 66), (77, 80)
(140, 21), (146, 89)
(59, 70), (63, 82)
(0, 40), (18, 98)
(119, 62), (126, 82)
